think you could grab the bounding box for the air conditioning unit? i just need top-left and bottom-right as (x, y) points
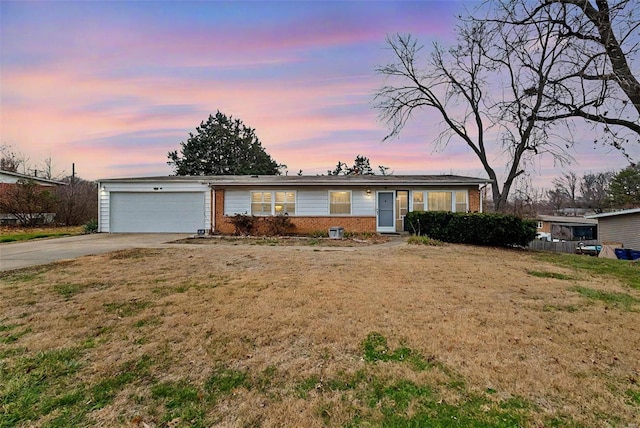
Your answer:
(329, 227), (344, 239)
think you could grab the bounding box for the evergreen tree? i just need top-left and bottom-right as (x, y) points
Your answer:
(609, 165), (640, 208)
(168, 111), (280, 176)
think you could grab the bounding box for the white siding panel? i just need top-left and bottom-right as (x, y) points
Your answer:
(599, 213), (640, 249)
(99, 191), (110, 232)
(224, 190), (251, 215)
(102, 182), (208, 193)
(297, 190), (329, 215)
(204, 191), (212, 230)
(353, 190), (376, 216)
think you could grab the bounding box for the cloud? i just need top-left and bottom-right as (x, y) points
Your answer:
(1, 1), (635, 185)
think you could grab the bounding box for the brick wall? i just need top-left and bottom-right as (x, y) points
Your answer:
(539, 221), (551, 233)
(214, 189), (226, 232)
(213, 186), (484, 234)
(213, 188), (376, 235)
(215, 213), (377, 235)
(0, 183), (12, 197)
(468, 187), (481, 212)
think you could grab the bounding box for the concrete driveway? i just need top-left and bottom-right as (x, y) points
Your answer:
(0, 233), (191, 271)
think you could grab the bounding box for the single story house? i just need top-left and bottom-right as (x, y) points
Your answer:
(534, 215), (598, 241)
(586, 208), (640, 249)
(97, 174), (490, 234)
(0, 169), (66, 225)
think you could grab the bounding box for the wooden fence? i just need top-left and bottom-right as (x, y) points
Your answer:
(528, 239), (599, 254)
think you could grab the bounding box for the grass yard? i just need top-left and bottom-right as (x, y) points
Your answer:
(1, 239), (639, 427)
(0, 226), (84, 243)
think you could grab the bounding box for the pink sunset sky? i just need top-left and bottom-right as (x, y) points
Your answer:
(1, 1), (637, 190)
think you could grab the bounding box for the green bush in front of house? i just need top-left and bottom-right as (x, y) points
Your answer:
(405, 211), (537, 247)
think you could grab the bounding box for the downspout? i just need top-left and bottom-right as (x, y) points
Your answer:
(206, 183), (217, 234)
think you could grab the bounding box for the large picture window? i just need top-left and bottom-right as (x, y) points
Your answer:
(329, 191), (351, 215)
(251, 191), (295, 215)
(412, 190), (468, 212)
(427, 192), (452, 211)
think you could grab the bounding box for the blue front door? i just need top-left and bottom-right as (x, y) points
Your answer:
(377, 191), (395, 232)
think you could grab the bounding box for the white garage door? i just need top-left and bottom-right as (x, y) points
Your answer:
(110, 192), (206, 233)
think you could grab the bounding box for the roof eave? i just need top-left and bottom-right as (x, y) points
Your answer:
(586, 208), (640, 219)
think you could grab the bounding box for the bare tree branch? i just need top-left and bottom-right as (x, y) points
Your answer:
(486, 0), (640, 149)
(375, 21), (571, 211)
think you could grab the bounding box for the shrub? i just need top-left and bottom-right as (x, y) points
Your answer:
(407, 235), (444, 246)
(405, 211), (536, 247)
(228, 214), (258, 235)
(228, 214), (295, 236)
(262, 215), (295, 236)
(83, 219), (98, 234)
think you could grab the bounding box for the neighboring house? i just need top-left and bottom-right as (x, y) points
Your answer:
(97, 175), (490, 234)
(0, 169), (65, 225)
(586, 208), (640, 249)
(534, 215), (598, 241)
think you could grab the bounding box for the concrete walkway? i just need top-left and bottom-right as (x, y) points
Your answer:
(0, 233), (190, 271)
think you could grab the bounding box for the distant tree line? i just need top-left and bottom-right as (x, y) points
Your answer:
(327, 155), (390, 176)
(503, 164), (640, 217)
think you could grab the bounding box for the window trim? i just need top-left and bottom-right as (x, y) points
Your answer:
(328, 190), (352, 216)
(250, 190), (296, 216)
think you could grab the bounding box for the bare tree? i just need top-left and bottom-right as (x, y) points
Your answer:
(508, 176), (546, 216)
(38, 157), (56, 180)
(546, 186), (568, 212)
(375, 16), (571, 211)
(1, 144), (23, 173)
(54, 176), (98, 226)
(552, 171), (578, 204)
(489, 0), (640, 153)
(579, 171), (613, 211)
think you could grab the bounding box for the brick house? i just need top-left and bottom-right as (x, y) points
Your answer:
(97, 175), (490, 234)
(0, 169), (65, 225)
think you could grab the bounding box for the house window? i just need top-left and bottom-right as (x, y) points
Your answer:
(412, 192), (424, 211)
(537, 221), (543, 229)
(251, 191), (296, 215)
(427, 192), (452, 211)
(251, 192), (272, 216)
(329, 191), (351, 215)
(455, 191), (468, 212)
(275, 191), (295, 215)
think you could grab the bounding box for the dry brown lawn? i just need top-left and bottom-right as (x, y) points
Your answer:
(1, 238), (639, 427)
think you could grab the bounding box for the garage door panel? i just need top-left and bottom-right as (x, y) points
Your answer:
(110, 192), (205, 233)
